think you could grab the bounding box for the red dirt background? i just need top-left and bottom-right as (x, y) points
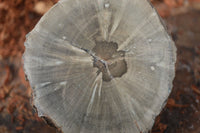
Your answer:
(0, 0), (200, 133)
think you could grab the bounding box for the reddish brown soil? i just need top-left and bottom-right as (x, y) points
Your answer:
(0, 0), (200, 133)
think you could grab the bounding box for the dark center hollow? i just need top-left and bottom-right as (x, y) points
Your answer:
(92, 41), (127, 82)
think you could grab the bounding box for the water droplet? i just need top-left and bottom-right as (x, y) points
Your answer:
(62, 36), (66, 40)
(105, 3), (110, 8)
(150, 66), (155, 71)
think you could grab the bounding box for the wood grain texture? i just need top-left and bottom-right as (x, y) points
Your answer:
(23, 0), (176, 132)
